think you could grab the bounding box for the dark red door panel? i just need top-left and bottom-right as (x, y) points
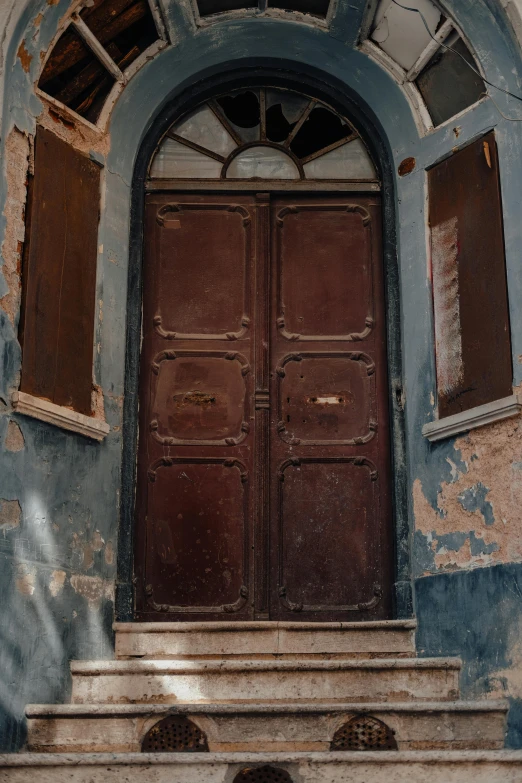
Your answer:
(269, 197), (392, 621)
(135, 194), (255, 620)
(135, 193), (393, 621)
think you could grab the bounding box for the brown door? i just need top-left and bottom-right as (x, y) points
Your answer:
(134, 192), (392, 621)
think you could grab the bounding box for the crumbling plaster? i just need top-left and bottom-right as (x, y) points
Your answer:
(1, 0), (522, 752)
(0, 127), (30, 328)
(414, 409), (522, 575)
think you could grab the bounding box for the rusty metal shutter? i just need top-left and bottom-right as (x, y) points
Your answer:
(428, 132), (512, 419)
(19, 127), (100, 416)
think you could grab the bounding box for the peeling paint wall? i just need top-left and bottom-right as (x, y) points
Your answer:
(413, 401), (522, 574)
(0, 127), (30, 327)
(1, 0), (522, 754)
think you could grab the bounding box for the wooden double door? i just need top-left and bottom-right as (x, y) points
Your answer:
(135, 192), (393, 621)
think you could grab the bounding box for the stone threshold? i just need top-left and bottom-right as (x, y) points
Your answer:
(3, 750), (522, 765)
(26, 699), (508, 717)
(71, 657), (461, 675)
(113, 620), (417, 633)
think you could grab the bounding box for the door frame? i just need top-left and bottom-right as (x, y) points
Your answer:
(116, 64), (411, 621)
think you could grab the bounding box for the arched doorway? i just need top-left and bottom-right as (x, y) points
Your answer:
(132, 83), (394, 621)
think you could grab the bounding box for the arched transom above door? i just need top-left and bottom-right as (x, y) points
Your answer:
(149, 88), (377, 182)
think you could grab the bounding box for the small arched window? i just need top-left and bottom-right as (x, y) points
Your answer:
(149, 88), (378, 182)
(368, 0), (486, 127)
(37, 0), (166, 126)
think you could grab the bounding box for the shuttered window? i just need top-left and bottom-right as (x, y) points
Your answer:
(428, 132), (512, 419)
(19, 127), (100, 416)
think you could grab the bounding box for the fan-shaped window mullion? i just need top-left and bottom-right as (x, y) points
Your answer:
(149, 87), (378, 181)
(174, 105), (237, 157)
(167, 133), (227, 163)
(225, 145), (301, 179)
(149, 138), (223, 178)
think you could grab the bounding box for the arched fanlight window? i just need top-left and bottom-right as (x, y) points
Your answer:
(149, 88), (377, 181)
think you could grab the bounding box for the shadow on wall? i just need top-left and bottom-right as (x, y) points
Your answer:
(0, 550), (114, 751)
(415, 562), (522, 748)
(0, 416), (115, 752)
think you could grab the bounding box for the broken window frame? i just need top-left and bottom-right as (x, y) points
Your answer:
(36, 0), (168, 131)
(363, 1), (487, 130)
(192, 0), (334, 27)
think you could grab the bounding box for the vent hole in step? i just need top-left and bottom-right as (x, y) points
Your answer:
(233, 766), (294, 783)
(331, 715), (397, 751)
(141, 715), (209, 752)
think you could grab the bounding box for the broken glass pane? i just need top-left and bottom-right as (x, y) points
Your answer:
(226, 146), (300, 178)
(290, 106), (352, 159)
(416, 34), (485, 125)
(303, 138), (376, 179)
(197, 0), (257, 16)
(215, 90), (261, 143)
(268, 0), (330, 17)
(80, 0), (159, 71)
(371, 0), (442, 71)
(266, 89), (310, 143)
(174, 106), (237, 157)
(38, 25), (116, 123)
(150, 138), (223, 178)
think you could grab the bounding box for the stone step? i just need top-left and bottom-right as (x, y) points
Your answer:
(26, 700), (508, 753)
(70, 657), (461, 704)
(3, 751), (522, 782)
(113, 620), (417, 659)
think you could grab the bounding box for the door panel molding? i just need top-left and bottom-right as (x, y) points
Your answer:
(276, 457), (382, 615)
(144, 457), (250, 616)
(275, 351), (377, 446)
(149, 350), (251, 447)
(275, 202), (375, 342)
(152, 201), (253, 341)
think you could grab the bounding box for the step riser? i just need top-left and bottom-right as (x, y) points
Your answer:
(26, 709), (507, 753)
(71, 668), (460, 704)
(4, 755), (522, 783)
(115, 628), (416, 659)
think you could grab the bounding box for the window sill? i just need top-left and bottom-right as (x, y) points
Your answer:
(12, 391), (110, 442)
(422, 394), (522, 442)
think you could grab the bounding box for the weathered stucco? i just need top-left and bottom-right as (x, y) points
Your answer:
(414, 413), (522, 574)
(0, 127), (30, 327)
(1, 0), (522, 754)
(5, 419), (25, 451)
(416, 563), (522, 747)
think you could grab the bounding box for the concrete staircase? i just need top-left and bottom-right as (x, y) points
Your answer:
(2, 620), (522, 781)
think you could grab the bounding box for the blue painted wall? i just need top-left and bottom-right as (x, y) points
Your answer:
(416, 563), (522, 748)
(1, 0), (522, 752)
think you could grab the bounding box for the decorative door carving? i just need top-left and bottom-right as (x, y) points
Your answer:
(134, 193), (392, 620)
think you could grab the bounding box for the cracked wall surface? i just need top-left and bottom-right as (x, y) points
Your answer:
(413, 412), (522, 575)
(1, 0), (522, 754)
